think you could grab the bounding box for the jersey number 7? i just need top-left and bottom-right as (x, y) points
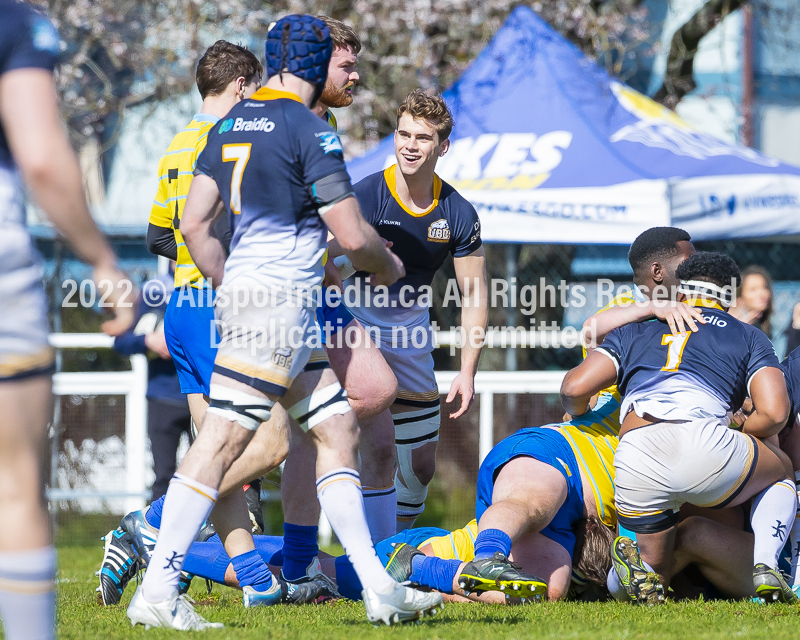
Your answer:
(661, 333), (690, 372)
(222, 143), (251, 215)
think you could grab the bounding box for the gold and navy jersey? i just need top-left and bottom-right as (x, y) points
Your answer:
(0, 0), (59, 227)
(553, 393), (620, 528)
(352, 165), (482, 305)
(195, 88), (348, 289)
(597, 300), (780, 418)
(149, 114), (218, 288)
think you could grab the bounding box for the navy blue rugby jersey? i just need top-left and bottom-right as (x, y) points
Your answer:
(352, 164), (482, 304)
(195, 87), (349, 289)
(780, 346), (800, 422)
(597, 300), (779, 416)
(0, 1), (60, 225)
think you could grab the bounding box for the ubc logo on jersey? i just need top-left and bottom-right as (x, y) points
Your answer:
(219, 118), (234, 134)
(271, 348), (293, 370)
(316, 131), (343, 155)
(428, 218), (450, 243)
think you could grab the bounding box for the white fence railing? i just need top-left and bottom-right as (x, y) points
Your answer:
(47, 333), (567, 517)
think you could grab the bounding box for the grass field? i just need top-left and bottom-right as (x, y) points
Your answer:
(50, 546), (800, 640)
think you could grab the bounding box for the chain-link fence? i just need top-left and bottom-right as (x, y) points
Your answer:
(42, 238), (800, 542)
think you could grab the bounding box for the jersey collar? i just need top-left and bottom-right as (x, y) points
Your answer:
(192, 113), (220, 124)
(383, 164), (442, 218)
(249, 87), (303, 103)
(686, 298), (725, 311)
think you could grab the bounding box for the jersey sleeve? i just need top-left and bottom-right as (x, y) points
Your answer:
(595, 328), (625, 379)
(0, 5), (59, 77)
(745, 326), (780, 388)
(148, 159), (172, 228)
(353, 176), (381, 226)
(296, 110), (348, 186)
(450, 196), (482, 258)
(194, 139), (216, 179)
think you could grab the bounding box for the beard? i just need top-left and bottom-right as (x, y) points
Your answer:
(320, 79), (354, 108)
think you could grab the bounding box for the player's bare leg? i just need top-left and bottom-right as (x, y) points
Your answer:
(672, 516), (755, 599)
(327, 318), (398, 541)
(0, 376), (56, 640)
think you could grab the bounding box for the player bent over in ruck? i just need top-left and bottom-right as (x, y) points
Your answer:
(562, 252), (797, 604)
(126, 15), (442, 630)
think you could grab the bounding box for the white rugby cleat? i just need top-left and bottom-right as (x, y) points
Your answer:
(362, 582), (444, 626)
(127, 586), (223, 630)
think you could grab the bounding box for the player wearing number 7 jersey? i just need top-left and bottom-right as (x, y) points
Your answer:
(562, 251), (797, 603)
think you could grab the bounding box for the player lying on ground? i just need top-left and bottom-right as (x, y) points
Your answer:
(101, 515), (614, 605)
(564, 251), (797, 604)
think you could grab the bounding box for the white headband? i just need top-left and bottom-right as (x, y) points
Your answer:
(678, 280), (734, 306)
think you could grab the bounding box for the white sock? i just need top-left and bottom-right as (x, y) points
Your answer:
(790, 472), (800, 586)
(317, 468), (395, 594)
(362, 485), (397, 542)
(0, 546), (56, 640)
(141, 473), (218, 602)
(751, 479), (797, 570)
(606, 567), (629, 602)
(607, 554), (656, 602)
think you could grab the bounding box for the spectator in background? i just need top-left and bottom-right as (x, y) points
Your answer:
(730, 265), (773, 335)
(114, 269), (192, 499)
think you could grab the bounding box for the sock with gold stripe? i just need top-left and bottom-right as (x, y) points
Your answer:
(141, 473), (218, 603)
(316, 468), (395, 594)
(0, 546), (55, 640)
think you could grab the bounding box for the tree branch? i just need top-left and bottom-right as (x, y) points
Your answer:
(653, 0), (747, 109)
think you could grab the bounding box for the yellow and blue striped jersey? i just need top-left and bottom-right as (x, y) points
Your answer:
(553, 393), (620, 528)
(421, 519), (478, 561)
(149, 113), (219, 288)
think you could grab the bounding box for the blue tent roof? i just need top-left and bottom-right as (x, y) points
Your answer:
(347, 6), (800, 187)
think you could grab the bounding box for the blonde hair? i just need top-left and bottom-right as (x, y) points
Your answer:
(397, 89), (454, 142)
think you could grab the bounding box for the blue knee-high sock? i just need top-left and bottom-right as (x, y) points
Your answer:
(231, 550), (274, 592)
(474, 529), (512, 559)
(183, 537), (231, 583)
(145, 495), (165, 529)
(281, 523), (318, 580)
(410, 555), (461, 594)
(334, 555), (363, 601)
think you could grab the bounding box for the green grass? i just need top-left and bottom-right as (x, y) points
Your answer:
(54, 545), (800, 639)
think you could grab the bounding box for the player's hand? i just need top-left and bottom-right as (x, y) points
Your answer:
(369, 249), (405, 288)
(322, 258), (344, 291)
(651, 300), (705, 336)
(94, 264), (136, 336)
(145, 329), (172, 360)
(446, 372), (475, 419)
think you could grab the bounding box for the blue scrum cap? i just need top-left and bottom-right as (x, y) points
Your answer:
(265, 15), (332, 104)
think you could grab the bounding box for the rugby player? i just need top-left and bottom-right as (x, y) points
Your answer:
(335, 90), (488, 529)
(126, 16), (442, 629)
(98, 41), (308, 610)
(0, 2), (131, 638)
(563, 252), (797, 603)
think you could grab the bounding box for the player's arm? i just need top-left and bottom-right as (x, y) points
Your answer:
(446, 247), (488, 418)
(180, 174), (226, 286)
(0, 68), (133, 333)
(146, 223), (178, 260)
(582, 300), (704, 351)
(742, 367), (791, 438)
(561, 350), (619, 416)
(321, 195), (404, 287)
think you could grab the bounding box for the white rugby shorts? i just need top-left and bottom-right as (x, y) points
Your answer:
(614, 417), (757, 533)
